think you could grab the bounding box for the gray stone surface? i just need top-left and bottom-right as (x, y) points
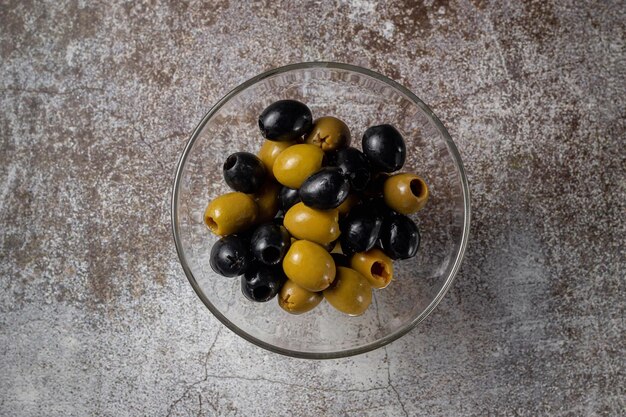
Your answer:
(1, 0), (624, 415)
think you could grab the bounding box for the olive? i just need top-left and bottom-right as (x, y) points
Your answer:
(283, 202), (340, 246)
(362, 172), (389, 198)
(350, 248), (393, 289)
(250, 223), (291, 265)
(273, 144), (324, 188)
(209, 234), (251, 277)
(278, 279), (323, 314)
(273, 210), (285, 225)
(339, 204), (383, 255)
(258, 140), (295, 178)
(241, 263), (286, 302)
(383, 173), (429, 214)
(328, 240), (342, 253)
(328, 147), (371, 192)
(251, 180), (280, 223)
(362, 197), (396, 223)
(379, 214), (420, 260)
(323, 239), (338, 252)
(204, 192), (258, 235)
(223, 152), (266, 194)
(258, 100), (313, 142)
(299, 167), (350, 210)
(303, 116), (351, 151)
(282, 240), (336, 292)
(278, 186), (301, 211)
(337, 194), (359, 217)
(362, 124), (406, 172)
(331, 253), (350, 267)
(323, 267), (372, 316)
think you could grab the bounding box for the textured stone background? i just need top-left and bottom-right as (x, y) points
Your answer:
(1, 0), (624, 416)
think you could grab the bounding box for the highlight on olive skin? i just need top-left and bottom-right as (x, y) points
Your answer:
(323, 266), (372, 316)
(278, 279), (323, 315)
(283, 202), (340, 246)
(350, 248), (394, 289)
(204, 192), (258, 236)
(362, 124), (406, 173)
(273, 144), (324, 189)
(304, 116), (351, 152)
(223, 151), (266, 194)
(258, 100), (313, 142)
(202, 99), (430, 314)
(383, 173), (429, 214)
(299, 167), (350, 210)
(282, 239), (336, 292)
(241, 263), (286, 302)
(379, 214), (421, 260)
(250, 223), (291, 266)
(258, 140), (294, 178)
(210, 234), (251, 277)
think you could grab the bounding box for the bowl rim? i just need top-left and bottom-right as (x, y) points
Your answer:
(171, 61), (471, 359)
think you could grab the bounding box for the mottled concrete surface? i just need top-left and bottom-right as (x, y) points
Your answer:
(1, 0), (624, 416)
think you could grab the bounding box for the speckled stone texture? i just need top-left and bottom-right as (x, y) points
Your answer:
(0, 0), (624, 416)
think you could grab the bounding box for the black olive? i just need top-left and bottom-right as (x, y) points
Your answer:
(363, 197), (396, 223)
(273, 210), (285, 225)
(209, 234), (251, 277)
(362, 124), (406, 172)
(299, 167), (350, 210)
(258, 100), (313, 142)
(339, 204), (383, 255)
(327, 147), (371, 193)
(279, 186), (301, 211)
(379, 214), (420, 260)
(223, 152), (266, 193)
(331, 253), (350, 268)
(361, 172), (389, 198)
(250, 223), (291, 265)
(241, 263), (286, 302)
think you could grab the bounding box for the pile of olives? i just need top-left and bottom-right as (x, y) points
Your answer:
(204, 99), (429, 316)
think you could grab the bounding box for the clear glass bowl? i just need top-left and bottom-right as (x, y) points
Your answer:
(171, 62), (470, 359)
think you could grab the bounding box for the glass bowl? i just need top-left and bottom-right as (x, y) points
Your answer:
(171, 62), (470, 359)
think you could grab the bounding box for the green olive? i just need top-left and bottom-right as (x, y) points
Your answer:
(278, 279), (323, 314)
(323, 267), (372, 316)
(283, 202), (340, 245)
(350, 248), (393, 289)
(383, 173), (429, 214)
(272, 144), (324, 188)
(251, 180), (280, 223)
(204, 192), (258, 235)
(337, 194), (359, 217)
(282, 240), (336, 292)
(303, 116), (351, 152)
(257, 140), (295, 179)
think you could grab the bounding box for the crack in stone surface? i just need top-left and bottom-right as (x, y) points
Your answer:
(1, 1), (624, 415)
(165, 326), (388, 416)
(165, 326), (223, 417)
(133, 126), (167, 172)
(385, 346), (409, 417)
